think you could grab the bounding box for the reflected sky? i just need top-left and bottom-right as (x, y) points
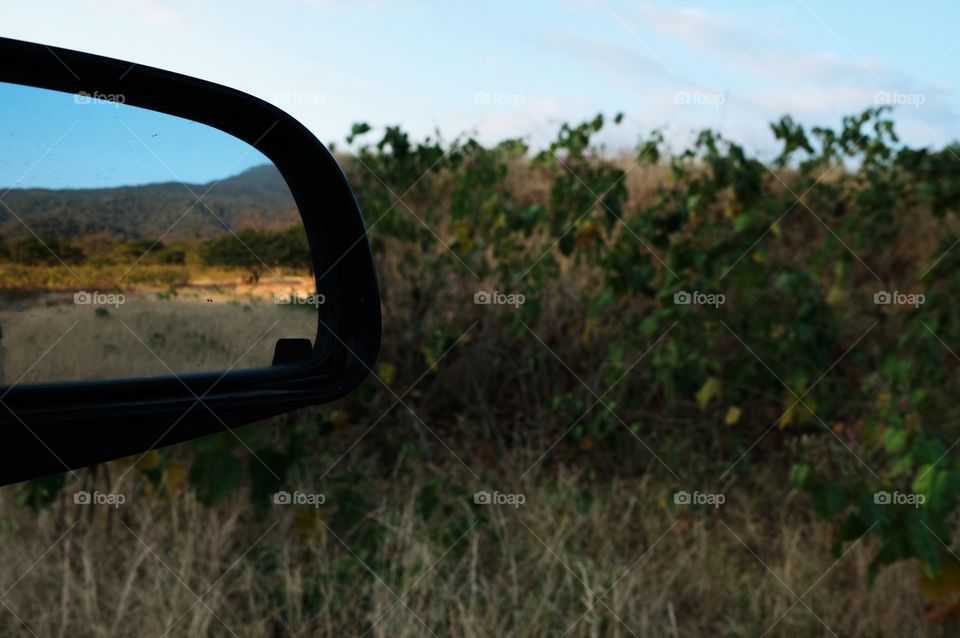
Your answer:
(0, 82), (270, 190)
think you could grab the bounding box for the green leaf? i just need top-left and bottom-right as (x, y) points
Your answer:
(913, 436), (947, 465)
(884, 428), (908, 453)
(890, 454), (914, 478)
(913, 466), (959, 512)
(248, 448), (287, 516)
(907, 512), (941, 573)
(189, 449), (244, 507)
(734, 212), (758, 233)
(789, 464), (810, 489)
(810, 483), (846, 519)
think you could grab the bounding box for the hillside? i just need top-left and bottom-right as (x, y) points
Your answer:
(0, 164), (299, 240)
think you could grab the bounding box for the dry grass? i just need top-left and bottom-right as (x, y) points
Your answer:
(0, 443), (939, 637)
(0, 274), (316, 382)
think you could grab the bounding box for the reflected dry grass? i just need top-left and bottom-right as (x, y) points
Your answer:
(0, 274), (317, 383)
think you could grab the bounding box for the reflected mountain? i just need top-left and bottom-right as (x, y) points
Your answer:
(0, 164), (298, 240)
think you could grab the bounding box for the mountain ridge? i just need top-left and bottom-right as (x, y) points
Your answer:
(0, 164), (299, 240)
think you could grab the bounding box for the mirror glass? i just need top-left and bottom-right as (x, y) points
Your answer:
(0, 82), (319, 384)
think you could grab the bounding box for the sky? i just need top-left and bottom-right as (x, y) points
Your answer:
(0, 0), (958, 186)
(0, 83), (269, 188)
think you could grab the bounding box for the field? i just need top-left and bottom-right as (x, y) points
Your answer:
(0, 271), (317, 382)
(0, 455), (932, 636)
(2, 107), (960, 636)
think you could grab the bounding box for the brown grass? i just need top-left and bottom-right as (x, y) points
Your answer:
(0, 446), (938, 637)
(0, 274), (316, 382)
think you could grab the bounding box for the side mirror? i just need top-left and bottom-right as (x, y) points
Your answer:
(0, 37), (381, 485)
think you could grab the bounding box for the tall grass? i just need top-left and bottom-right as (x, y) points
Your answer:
(0, 434), (934, 637)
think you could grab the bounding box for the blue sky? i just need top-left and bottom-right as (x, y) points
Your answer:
(1, 0), (958, 186)
(0, 83), (268, 188)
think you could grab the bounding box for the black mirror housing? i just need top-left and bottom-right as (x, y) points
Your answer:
(0, 37), (381, 485)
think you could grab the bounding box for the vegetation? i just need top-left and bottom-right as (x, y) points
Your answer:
(199, 226), (312, 282)
(0, 227), (311, 287)
(0, 164), (300, 240)
(5, 106), (960, 634)
(337, 106), (960, 589)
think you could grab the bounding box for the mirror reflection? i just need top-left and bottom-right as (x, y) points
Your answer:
(0, 82), (318, 384)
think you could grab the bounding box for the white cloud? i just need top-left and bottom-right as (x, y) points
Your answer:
(558, 1), (959, 151)
(94, 0), (183, 28)
(752, 86), (877, 115)
(633, 1), (751, 51)
(550, 31), (683, 86)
